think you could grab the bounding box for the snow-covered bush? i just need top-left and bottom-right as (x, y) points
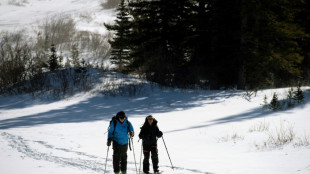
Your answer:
(8, 0), (28, 6)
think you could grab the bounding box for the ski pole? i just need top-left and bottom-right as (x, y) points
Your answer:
(104, 146), (110, 174)
(162, 136), (174, 169)
(139, 139), (142, 174)
(129, 136), (132, 151)
(131, 137), (138, 174)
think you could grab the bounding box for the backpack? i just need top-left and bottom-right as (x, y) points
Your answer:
(108, 116), (130, 137)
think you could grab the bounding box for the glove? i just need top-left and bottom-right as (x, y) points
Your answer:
(157, 131), (163, 138)
(107, 139), (112, 146)
(129, 131), (134, 138)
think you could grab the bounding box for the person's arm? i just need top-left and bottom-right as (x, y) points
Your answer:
(128, 121), (134, 137)
(156, 126), (163, 138)
(139, 126), (145, 139)
(107, 122), (115, 146)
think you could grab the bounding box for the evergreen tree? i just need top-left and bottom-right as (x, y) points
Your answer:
(71, 44), (80, 67)
(294, 83), (304, 104)
(65, 57), (71, 68)
(128, 0), (196, 86)
(187, 0), (213, 87)
(269, 92), (281, 111)
(298, 0), (310, 83)
(262, 94), (268, 109)
(59, 52), (63, 68)
(287, 87), (294, 108)
(106, 0), (310, 89)
(242, 0), (305, 88)
(49, 44), (58, 71)
(105, 0), (131, 72)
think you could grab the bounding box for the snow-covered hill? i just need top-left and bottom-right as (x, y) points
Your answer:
(0, 72), (310, 174)
(1, 1), (310, 174)
(0, 0), (114, 34)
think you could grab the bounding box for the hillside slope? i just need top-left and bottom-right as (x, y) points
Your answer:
(0, 0), (114, 33)
(0, 73), (309, 173)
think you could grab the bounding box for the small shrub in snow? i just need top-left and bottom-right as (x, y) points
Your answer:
(242, 89), (257, 101)
(266, 121), (295, 147)
(269, 92), (281, 111)
(249, 120), (269, 132)
(8, 0), (28, 6)
(217, 132), (244, 144)
(100, 80), (146, 97)
(294, 133), (310, 147)
(293, 83), (304, 104)
(286, 87), (294, 108)
(261, 94), (268, 110)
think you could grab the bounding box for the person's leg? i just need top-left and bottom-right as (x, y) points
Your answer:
(143, 145), (151, 173)
(120, 144), (128, 173)
(113, 141), (121, 173)
(151, 145), (159, 172)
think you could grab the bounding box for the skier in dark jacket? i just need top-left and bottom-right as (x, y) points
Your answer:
(139, 115), (163, 174)
(107, 111), (134, 174)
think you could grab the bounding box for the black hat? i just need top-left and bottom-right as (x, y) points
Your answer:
(117, 111), (126, 119)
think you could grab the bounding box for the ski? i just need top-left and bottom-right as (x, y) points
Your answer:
(143, 172), (163, 174)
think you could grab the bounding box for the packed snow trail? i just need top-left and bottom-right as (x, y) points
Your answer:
(0, 132), (210, 174)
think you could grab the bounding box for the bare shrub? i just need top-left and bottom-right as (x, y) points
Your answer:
(0, 31), (36, 93)
(242, 89), (257, 101)
(217, 132), (244, 143)
(267, 121), (295, 147)
(249, 120), (270, 132)
(88, 32), (111, 60)
(100, 0), (121, 9)
(100, 80), (146, 97)
(35, 15), (76, 51)
(294, 133), (310, 147)
(79, 12), (93, 23)
(97, 72), (147, 97)
(75, 31), (91, 51)
(8, 0), (28, 6)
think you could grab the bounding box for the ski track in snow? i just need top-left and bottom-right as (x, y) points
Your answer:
(1, 132), (108, 173)
(1, 132), (210, 174)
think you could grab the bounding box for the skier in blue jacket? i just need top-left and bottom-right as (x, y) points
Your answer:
(107, 111), (134, 174)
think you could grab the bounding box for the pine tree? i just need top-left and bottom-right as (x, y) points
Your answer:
(104, 0), (131, 72)
(294, 83), (304, 104)
(71, 44), (80, 67)
(262, 94), (268, 109)
(287, 87), (294, 108)
(49, 44), (58, 71)
(128, 0), (196, 86)
(269, 92), (281, 111)
(65, 57), (71, 68)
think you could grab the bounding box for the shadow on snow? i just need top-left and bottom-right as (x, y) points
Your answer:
(0, 87), (241, 129)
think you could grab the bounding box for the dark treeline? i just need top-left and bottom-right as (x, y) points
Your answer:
(106, 0), (310, 89)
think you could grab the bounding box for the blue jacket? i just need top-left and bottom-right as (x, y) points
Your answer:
(108, 118), (134, 145)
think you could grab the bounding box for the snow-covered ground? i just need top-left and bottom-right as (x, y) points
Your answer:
(1, 1), (310, 173)
(0, 0), (115, 34)
(0, 72), (310, 174)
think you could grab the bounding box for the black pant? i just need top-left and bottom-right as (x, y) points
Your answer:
(113, 141), (128, 173)
(143, 144), (159, 173)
